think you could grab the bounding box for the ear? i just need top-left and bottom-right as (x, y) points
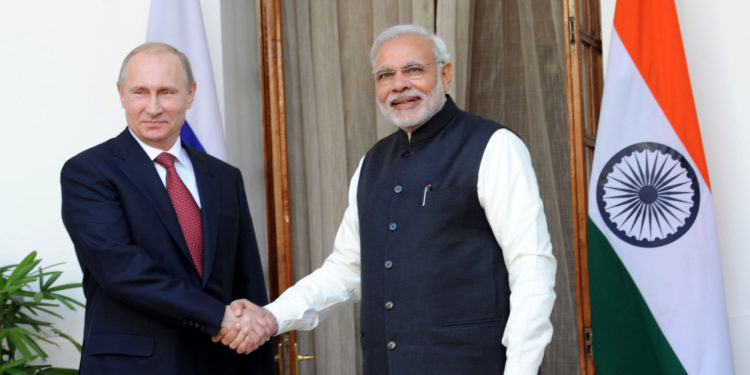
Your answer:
(186, 82), (197, 109)
(440, 62), (453, 93)
(117, 82), (126, 109)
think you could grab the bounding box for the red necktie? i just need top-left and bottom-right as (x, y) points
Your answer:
(155, 152), (204, 276)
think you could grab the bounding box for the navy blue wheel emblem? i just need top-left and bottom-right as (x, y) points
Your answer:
(596, 142), (699, 248)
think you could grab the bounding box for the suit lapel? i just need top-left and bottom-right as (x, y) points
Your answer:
(111, 130), (194, 268)
(186, 146), (220, 285)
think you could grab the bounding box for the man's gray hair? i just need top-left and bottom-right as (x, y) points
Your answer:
(370, 24), (450, 69)
(118, 42), (195, 88)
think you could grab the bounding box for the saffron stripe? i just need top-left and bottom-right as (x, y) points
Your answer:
(614, 0), (710, 190)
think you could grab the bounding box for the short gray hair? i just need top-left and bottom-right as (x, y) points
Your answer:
(370, 24), (450, 69)
(118, 42), (194, 88)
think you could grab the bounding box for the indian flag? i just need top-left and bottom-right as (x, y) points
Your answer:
(587, 1), (733, 374)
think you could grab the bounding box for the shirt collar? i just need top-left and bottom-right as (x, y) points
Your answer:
(127, 128), (186, 165)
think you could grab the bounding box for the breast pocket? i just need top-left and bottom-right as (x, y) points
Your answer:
(414, 185), (477, 231)
(418, 186), (459, 209)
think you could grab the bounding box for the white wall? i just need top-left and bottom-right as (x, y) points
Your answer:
(600, 0), (750, 373)
(0, 0), (237, 368)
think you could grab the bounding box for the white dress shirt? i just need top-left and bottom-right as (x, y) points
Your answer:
(266, 128), (556, 375)
(128, 129), (201, 207)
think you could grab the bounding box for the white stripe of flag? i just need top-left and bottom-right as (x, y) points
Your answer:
(147, 0), (227, 161)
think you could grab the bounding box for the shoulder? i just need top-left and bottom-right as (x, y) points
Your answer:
(185, 145), (241, 177)
(458, 110), (514, 137)
(362, 129), (402, 162)
(452, 110), (529, 151)
(370, 129), (402, 150)
(487, 128), (528, 152)
(482, 128), (535, 175)
(63, 128), (141, 167)
(62, 136), (119, 173)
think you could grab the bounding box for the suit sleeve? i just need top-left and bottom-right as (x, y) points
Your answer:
(61, 154), (226, 335)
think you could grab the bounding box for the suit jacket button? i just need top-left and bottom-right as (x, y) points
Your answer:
(387, 341), (397, 350)
(393, 185), (403, 194)
(385, 301), (394, 310)
(388, 222), (397, 231)
(384, 260), (393, 269)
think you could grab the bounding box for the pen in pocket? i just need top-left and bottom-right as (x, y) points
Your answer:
(421, 184), (432, 206)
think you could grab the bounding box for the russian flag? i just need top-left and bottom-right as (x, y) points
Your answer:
(587, 1), (733, 373)
(146, 0), (227, 161)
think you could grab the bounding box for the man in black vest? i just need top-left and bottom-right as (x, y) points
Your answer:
(220, 24), (557, 374)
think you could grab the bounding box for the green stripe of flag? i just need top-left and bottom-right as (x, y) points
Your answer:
(588, 218), (686, 375)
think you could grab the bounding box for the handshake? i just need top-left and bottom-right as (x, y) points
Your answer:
(211, 299), (278, 354)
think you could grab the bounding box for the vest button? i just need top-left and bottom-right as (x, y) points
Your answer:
(384, 260), (393, 269)
(393, 185), (403, 193)
(388, 222), (397, 231)
(385, 301), (394, 310)
(401, 150), (410, 158)
(387, 341), (397, 350)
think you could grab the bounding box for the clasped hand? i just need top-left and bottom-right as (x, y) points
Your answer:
(211, 299), (278, 354)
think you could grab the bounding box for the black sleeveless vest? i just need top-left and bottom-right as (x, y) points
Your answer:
(357, 96), (510, 374)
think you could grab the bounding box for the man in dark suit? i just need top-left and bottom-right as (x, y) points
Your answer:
(61, 42), (274, 374)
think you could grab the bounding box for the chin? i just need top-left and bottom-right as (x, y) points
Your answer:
(380, 93), (445, 132)
(388, 109), (430, 130)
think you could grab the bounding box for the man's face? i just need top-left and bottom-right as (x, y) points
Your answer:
(118, 51), (195, 150)
(374, 34), (452, 131)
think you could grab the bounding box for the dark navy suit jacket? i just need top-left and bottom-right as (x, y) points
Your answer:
(61, 129), (273, 374)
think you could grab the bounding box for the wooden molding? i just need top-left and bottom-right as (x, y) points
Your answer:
(564, 0), (597, 373)
(258, 0), (292, 300)
(258, 1), (298, 373)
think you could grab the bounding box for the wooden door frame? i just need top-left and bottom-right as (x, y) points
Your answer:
(257, 0), (302, 374)
(564, 4), (594, 371)
(564, 0), (604, 373)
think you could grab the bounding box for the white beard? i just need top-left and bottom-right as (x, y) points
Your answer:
(377, 78), (446, 131)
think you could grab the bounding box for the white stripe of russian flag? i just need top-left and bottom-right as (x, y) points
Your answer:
(146, 0), (227, 161)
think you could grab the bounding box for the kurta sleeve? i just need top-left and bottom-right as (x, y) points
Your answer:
(265, 158), (364, 333)
(477, 129), (557, 375)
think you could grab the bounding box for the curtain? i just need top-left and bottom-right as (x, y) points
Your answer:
(281, 1), (578, 373)
(466, 1), (580, 373)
